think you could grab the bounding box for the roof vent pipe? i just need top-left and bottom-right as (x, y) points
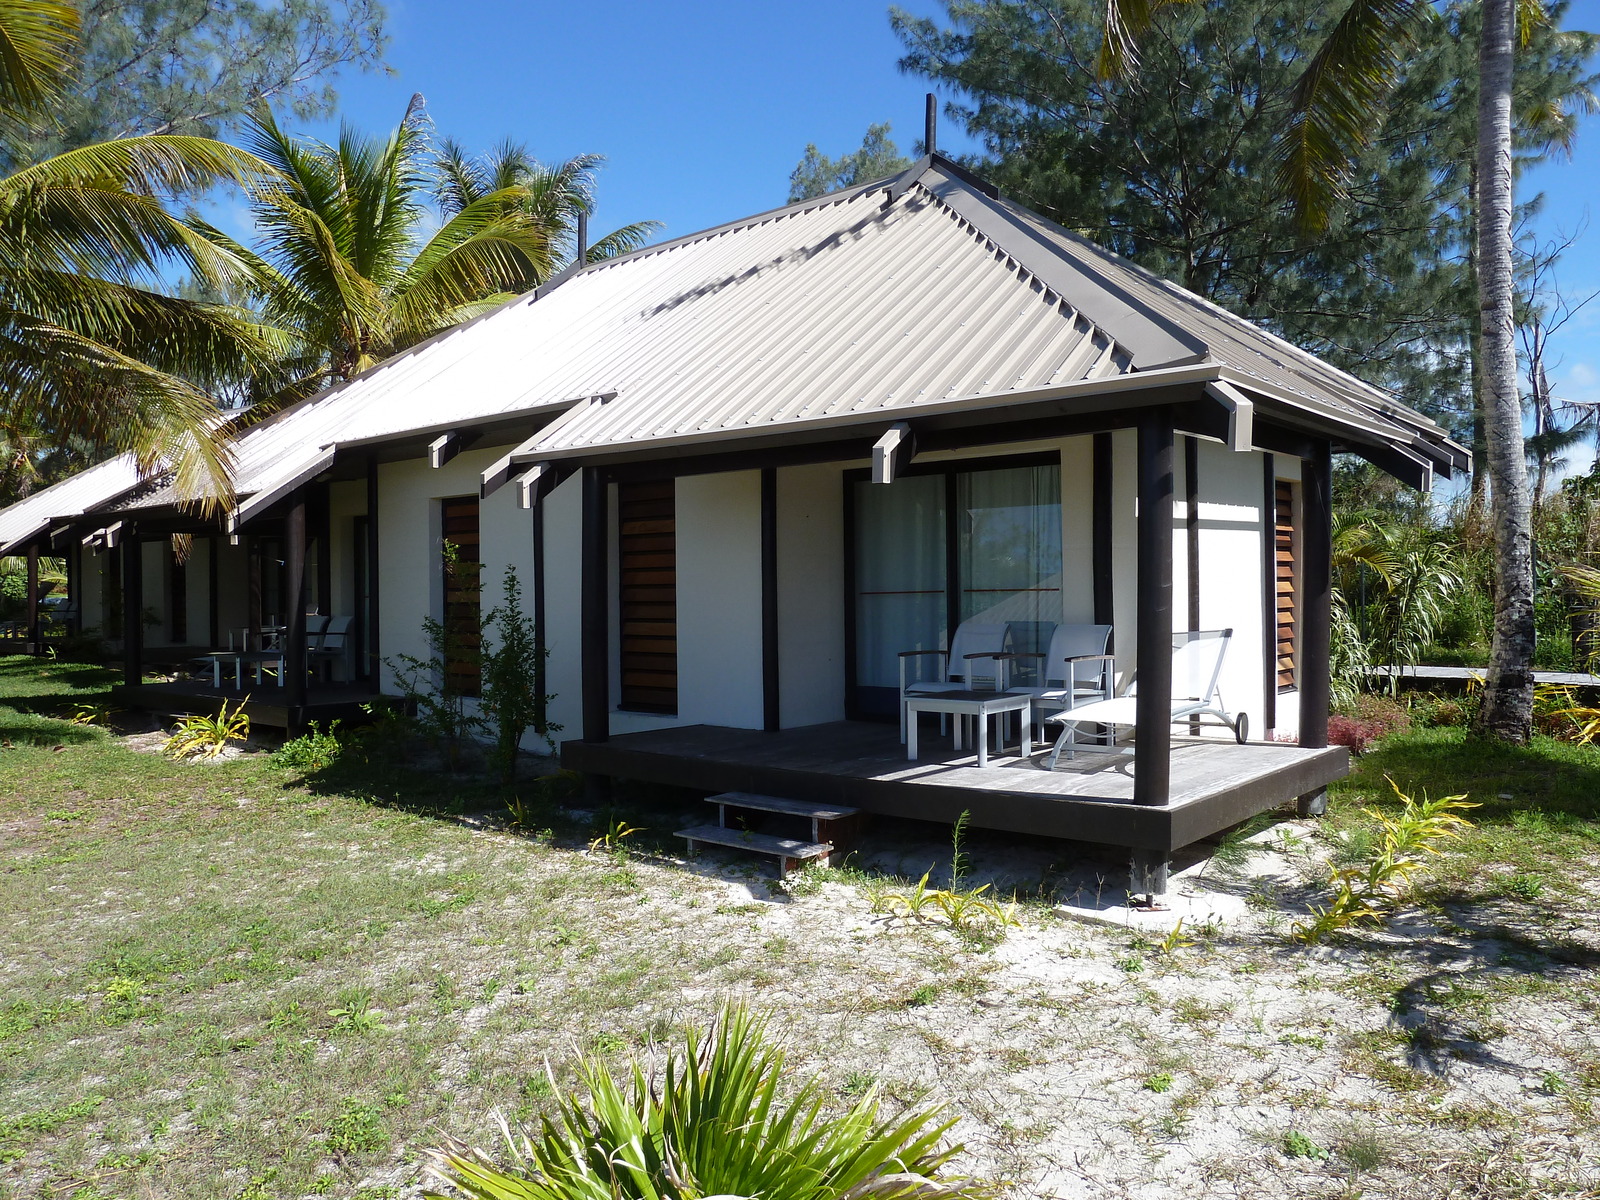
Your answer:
(575, 210), (588, 269)
(925, 92), (937, 157)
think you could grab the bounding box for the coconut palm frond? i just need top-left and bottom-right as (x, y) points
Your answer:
(0, 0), (77, 118)
(1096, 0), (1201, 80)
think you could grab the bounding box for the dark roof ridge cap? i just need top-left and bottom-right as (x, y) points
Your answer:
(916, 165), (1208, 370)
(983, 190), (1453, 437)
(533, 167), (924, 302)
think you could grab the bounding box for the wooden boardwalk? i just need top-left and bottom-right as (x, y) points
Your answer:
(564, 721), (1347, 852)
(1373, 665), (1600, 688)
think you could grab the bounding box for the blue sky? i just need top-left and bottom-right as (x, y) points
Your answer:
(296, 0), (1600, 451)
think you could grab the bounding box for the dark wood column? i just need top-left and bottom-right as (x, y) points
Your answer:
(314, 482), (332, 615)
(25, 542), (40, 649)
(1259, 455), (1278, 734)
(580, 466), (610, 744)
(121, 529), (143, 687)
(206, 535), (220, 649)
(761, 467), (779, 732)
(285, 491), (308, 712)
(1092, 432), (1114, 625)
(365, 454), (381, 682)
(1298, 440), (1333, 749)
(1133, 409), (1175, 806)
(532, 490), (547, 736)
(247, 536), (262, 648)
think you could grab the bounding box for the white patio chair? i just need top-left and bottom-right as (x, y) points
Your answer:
(898, 620), (1011, 743)
(1004, 622), (1114, 728)
(308, 615), (354, 683)
(1041, 628), (1248, 770)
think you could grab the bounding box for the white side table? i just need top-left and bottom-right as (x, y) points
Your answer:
(905, 690), (1032, 768)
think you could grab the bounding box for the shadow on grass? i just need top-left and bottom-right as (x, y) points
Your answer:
(1338, 726), (1600, 829)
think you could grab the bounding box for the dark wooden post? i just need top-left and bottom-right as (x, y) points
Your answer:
(207, 535), (220, 650)
(246, 536), (262, 648)
(285, 491), (309, 713)
(1092, 432), (1114, 625)
(1299, 440), (1333, 750)
(25, 542), (40, 650)
(532, 490), (547, 736)
(1260, 454), (1278, 735)
(314, 483), (332, 616)
(580, 466), (610, 745)
(1133, 409), (1174, 807)
(365, 454), (381, 682)
(761, 467), (780, 732)
(121, 528), (143, 687)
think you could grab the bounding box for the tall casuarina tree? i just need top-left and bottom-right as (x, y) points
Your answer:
(1101, 0), (1558, 742)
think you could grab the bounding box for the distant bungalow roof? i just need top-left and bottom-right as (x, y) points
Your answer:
(0, 153), (1466, 548)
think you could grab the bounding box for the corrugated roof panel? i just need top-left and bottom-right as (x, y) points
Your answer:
(0, 156), (1463, 538)
(0, 455), (142, 551)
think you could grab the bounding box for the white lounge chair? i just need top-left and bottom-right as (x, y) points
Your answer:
(1041, 628), (1248, 770)
(308, 614), (355, 682)
(898, 620), (1011, 743)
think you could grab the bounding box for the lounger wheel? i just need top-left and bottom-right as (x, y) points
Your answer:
(1234, 713), (1249, 744)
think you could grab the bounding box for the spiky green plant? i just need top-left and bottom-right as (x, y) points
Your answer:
(1292, 777), (1475, 944)
(162, 698), (250, 760)
(425, 1006), (985, 1200)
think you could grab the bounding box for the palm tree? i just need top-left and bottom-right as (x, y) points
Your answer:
(214, 103), (659, 401)
(0, 0), (279, 507)
(432, 137), (659, 280)
(1101, 0), (1568, 741)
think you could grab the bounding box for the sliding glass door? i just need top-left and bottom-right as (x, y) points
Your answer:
(849, 456), (1062, 719)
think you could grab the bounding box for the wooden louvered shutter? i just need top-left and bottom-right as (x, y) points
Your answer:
(441, 497), (482, 697)
(619, 480), (677, 713)
(1275, 481), (1298, 690)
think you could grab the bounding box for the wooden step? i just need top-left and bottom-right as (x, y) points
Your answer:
(706, 792), (858, 821)
(676, 824), (832, 875)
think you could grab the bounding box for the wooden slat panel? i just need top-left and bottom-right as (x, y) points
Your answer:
(1274, 482), (1297, 691)
(619, 480), (676, 712)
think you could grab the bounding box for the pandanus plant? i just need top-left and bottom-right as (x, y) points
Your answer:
(426, 1006), (986, 1200)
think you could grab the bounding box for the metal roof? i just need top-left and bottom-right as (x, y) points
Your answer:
(0, 454), (141, 553)
(0, 154), (1466, 538)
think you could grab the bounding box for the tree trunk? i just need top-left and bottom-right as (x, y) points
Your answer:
(1477, 0), (1535, 741)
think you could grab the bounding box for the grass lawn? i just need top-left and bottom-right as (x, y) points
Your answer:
(1, 655), (1598, 1199)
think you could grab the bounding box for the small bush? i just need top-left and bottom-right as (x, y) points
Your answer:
(1283, 1129), (1329, 1160)
(271, 722), (341, 771)
(1328, 694), (1411, 754)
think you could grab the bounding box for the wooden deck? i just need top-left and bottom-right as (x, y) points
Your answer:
(563, 721), (1348, 853)
(115, 679), (382, 730)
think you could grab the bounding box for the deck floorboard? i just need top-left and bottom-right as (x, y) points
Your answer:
(563, 721), (1348, 852)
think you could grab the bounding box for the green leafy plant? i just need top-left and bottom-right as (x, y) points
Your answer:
(1282, 1130), (1329, 1160)
(1292, 778), (1476, 944)
(328, 988), (383, 1036)
(588, 816), (644, 854)
(480, 565), (560, 784)
(1156, 919), (1194, 955)
(424, 1005), (984, 1200)
(163, 699), (250, 760)
(67, 701), (115, 726)
(1142, 1073), (1174, 1093)
(877, 812), (1018, 938)
(271, 721), (342, 771)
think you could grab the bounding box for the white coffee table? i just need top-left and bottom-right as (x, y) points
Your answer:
(905, 690), (1032, 767)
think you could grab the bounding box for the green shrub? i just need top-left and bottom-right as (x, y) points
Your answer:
(425, 1006), (984, 1200)
(271, 722), (342, 771)
(163, 701), (249, 760)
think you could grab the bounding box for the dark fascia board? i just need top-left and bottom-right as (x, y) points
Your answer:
(920, 166), (1211, 371)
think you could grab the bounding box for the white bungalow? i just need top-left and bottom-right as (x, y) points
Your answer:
(0, 152), (1464, 892)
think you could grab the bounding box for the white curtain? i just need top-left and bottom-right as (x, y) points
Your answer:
(854, 475), (945, 688)
(959, 465), (1062, 686)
